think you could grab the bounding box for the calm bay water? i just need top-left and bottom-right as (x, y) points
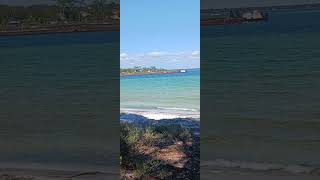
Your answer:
(1, 7), (320, 173)
(121, 69), (200, 120)
(0, 32), (119, 168)
(202, 8), (320, 168)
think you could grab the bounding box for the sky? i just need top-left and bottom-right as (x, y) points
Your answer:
(121, 0), (200, 69)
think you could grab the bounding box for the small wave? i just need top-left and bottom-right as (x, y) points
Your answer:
(202, 159), (318, 174)
(139, 113), (191, 120)
(120, 109), (200, 120)
(156, 107), (199, 112)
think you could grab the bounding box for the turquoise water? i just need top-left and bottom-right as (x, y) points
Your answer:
(121, 69), (200, 119)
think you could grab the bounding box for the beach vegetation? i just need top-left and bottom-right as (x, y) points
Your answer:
(142, 128), (163, 146)
(120, 66), (176, 76)
(0, 0), (120, 29)
(120, 121), (199, 179)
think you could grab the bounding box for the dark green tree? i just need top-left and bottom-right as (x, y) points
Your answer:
(55, 0), (78, 21)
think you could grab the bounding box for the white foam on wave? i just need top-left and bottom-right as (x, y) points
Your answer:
(138, 112), (186, 120)
(156, 107), (199, 112)
(120, 108), (200, 120)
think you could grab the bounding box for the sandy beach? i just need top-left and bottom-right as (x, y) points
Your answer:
(0, 164), (118, 180)
(1, 162), (319, 180)
(201, 160), (320, 180)
(201, 166), (320, 180)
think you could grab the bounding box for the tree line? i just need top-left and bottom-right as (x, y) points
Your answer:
(0, 0), (119, 27)
(121, 67), (168, 74)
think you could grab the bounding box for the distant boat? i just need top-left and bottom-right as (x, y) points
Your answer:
(179, 69), (187, 73)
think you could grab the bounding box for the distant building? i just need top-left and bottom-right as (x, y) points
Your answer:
(241, 10), (264, 20)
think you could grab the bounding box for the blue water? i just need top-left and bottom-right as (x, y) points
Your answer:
(121, 69), (200, 119)
(202, 8), (320, 167)
(0, 32), (119, 168)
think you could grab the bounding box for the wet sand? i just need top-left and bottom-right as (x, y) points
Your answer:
(201, 161), (320, 180)
(201, 169), (320, 180)
(0, 164), (118, 180)
(2, 165), (319, 180)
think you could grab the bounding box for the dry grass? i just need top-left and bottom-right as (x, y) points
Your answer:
(120, 122), (199, 180)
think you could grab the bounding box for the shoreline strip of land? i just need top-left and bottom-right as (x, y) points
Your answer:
(0, 23), (119, 36)
(120, 70), (181, 77)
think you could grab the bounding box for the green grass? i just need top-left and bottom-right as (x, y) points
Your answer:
(120, 122), (195, 179)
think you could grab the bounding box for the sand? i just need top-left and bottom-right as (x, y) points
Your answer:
(201, 162), (320, 180)
(0, 163), (118, 180)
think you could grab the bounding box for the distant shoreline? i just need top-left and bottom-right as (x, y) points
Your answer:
(120, 70), (181, 77)
(0, 23), (119, 36)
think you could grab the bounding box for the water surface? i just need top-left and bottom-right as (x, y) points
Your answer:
(201, 8), (320, 168)
(121, 69), (200, 120)
(0, 32), (119, 168)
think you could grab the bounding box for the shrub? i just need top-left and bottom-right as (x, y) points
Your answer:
(120, 123), (142, 148)
(133, 159), (162, 178)
(142, 128), (162, 145)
